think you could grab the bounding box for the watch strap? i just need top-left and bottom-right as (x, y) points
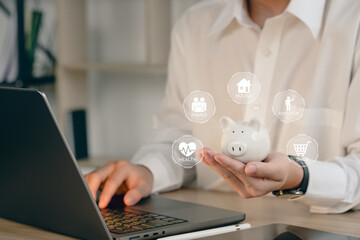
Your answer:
(272, 155), (309, 198)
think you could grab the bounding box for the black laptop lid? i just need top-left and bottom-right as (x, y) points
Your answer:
(0, 87), (111, 240)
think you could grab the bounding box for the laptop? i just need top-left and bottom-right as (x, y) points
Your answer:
(0, 87), (245, 240)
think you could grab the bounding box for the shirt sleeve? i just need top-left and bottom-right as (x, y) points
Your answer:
(296, 34), (360, 213)
(131, 19), (196, 193)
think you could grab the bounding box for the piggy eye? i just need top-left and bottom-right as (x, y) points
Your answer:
(232, 131), (235, 133)
(241, 130), (244, 133)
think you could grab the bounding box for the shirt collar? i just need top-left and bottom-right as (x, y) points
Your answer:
(286, 0), (326, 39)
(209, 0), (326, 39)
(209, 0), (256, 36)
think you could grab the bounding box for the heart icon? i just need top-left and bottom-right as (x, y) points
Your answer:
(179, 142), (197, 157)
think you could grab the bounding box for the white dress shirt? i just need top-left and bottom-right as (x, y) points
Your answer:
(132, 0), (360, 214)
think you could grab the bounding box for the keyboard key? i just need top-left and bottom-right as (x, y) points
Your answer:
(102, 208), (188, 234)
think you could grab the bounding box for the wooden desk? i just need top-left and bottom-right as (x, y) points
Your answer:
(161, 189), (360, 238)
(1, 189), (359, 239)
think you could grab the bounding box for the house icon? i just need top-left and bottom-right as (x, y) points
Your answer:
(236, 78), (251, 93)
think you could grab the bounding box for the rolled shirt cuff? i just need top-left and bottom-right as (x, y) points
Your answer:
(132, 155), (183, 194)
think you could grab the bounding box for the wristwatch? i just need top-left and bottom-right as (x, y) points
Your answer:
(272, 155), (309, 199)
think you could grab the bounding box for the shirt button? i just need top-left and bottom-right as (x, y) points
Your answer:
(263, 48), (272, 57)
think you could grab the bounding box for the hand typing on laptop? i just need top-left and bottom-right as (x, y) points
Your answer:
(85, 161), (154, 208)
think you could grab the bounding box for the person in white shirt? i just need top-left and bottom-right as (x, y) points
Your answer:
(85, 0), (360, 214)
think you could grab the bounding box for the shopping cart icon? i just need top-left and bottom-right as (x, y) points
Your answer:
(293, 141), (311, 157)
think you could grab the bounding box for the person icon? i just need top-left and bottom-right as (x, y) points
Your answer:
(199, 97), (207, 112)
(192, 97), (207, 112)
(285, 96), (294, 111)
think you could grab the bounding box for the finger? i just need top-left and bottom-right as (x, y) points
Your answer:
(200, 147), (217, 165)
(201, 147), (216, 164)
(244, 161), (282, 181)
(213, 153), (258, 188)
(115, 183), (129, 195)
(99, 166), (130, 209)
(214, 154), (278, 196)
(84, 175), (97, 200)
(213, 153), (246, 177)
(203, 150), (249, 198)
(85, 162), (115, 200)
(196, 148), (204, 159)
(215, 154), (287, 196)
(124, 183), (151, 206)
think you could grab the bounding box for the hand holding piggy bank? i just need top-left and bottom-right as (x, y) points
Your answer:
(220, 117), (270, 163)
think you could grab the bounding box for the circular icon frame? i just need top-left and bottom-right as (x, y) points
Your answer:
(272, 89), (305, 123)
(287, 134), (318, 166)
(171, 135), (204, 169)
(227, 72), (261, 104)
(183, 90), (216, 123)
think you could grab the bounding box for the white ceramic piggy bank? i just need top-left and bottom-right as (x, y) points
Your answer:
(220, 117), (270, 163)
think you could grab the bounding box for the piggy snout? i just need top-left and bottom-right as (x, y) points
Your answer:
(226, 141), (247, 157)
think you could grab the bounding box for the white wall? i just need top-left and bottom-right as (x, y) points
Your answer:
(86, 0), (201, 159)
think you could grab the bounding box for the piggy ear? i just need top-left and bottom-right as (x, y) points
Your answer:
(247, 118), (260, 132)
(220, 116), (235, 130)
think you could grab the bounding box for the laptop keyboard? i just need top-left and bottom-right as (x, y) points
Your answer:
(101, 208), (188, 234)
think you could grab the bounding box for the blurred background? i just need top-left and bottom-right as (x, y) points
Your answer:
(0, 0), (201, 162)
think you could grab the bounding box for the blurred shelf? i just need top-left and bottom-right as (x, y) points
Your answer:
(56, 0), (170, 132)
(27, 75), (56, 85)
(0, 76), (55, 88)
(59, 62), (167, 73)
